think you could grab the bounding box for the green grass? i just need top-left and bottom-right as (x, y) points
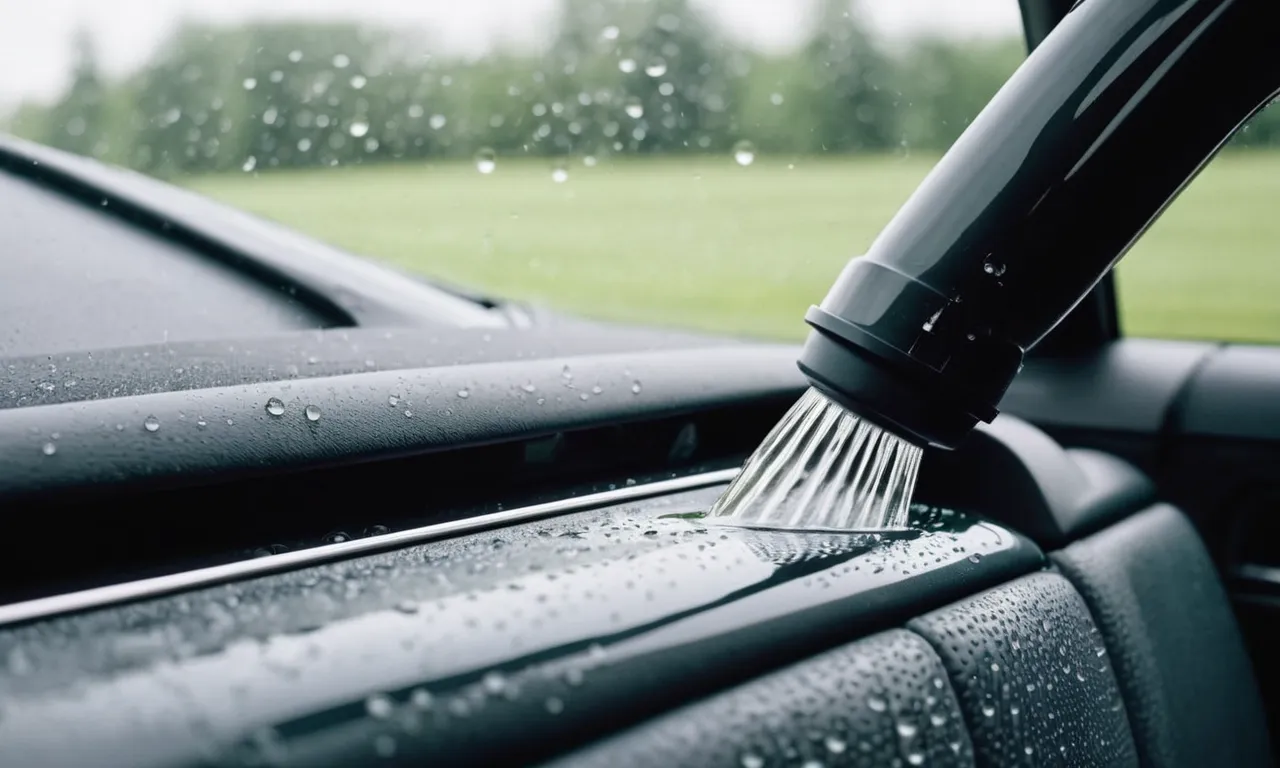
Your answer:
(187, 151), (1280, 344)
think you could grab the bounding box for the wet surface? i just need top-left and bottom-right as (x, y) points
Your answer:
(0, 486), (1040, 768)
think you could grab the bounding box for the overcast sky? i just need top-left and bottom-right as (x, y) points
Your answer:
(0, 0), (1021, 107)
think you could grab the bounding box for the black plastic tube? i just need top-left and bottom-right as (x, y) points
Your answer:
(799, 0), (1280, 449)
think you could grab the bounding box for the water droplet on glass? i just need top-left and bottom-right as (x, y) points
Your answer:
(265, 397), (286, 417)
(242, 77), (257, 90)
(583, 155), (598, 167)
(740, 754), (764, 768)
(288, 49), (303, 63)
(930, 712), (947, 727)
(304, 405), (321, 422)
(983, 259), (1007, 277)
(562, 365), (573, 380)
(241, 156), (257, 172)
(733, 140), (757, 167)
(475, 148), (497, 174)
(410, 688), (433, 709)
(544, 697), (565, 714)
(770, 92), (784, 106)
(1025, 745), (1035, 756)
(906, 752), (925, 766)
(144, 415), (160, 432)
(332, 53), (350, 68)
(429, 114), (447, 130)
(349, 121), (369, 138)
(41, 442), (56, 456)
(624, 99), (644, 119)
(565, 668), (585, 686)
(897, 721), (918, 738)
(394, 600), (419, 615)
(482, 671), (506, 695)
(824, 736), (846, 754)
(645, 59), (668, 77)
(551, 167), (569, 184)
(658, 82), (675, 96)
(618, 58), (637, 74)
(601, 25), (620, 40)
(981, 703), (996, 717)
(457, 388), (470, 399)
(365, 694), (395, 720)
(867, 695), (887, 713)
(373, 734), (396, 758)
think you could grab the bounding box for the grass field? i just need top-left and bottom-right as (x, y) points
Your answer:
(188, 151), (1280, 344)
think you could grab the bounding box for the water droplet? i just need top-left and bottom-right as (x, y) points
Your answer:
(740, 754), (764, 768)
(394, 600), (419, 615)
(474, 147), (497, 174)
(601, 25), (620, 40)
(624, 99), (644, 119)
(930, 712), (947, 727)
(41, 442), (56, 456)
(590, 385), (603, 395)
(645, 58), (668, 77)
(801, 761), (824, 768)
(578, 392), (590, 401)
(429, 114), (447, 130)
(143, 415), (160, 432)
(349, 121), (369, 138)
(265, 397), (285, 417)
(551, 166), (569, 184)
(562, 365), (573, 380)
(983, 259), (1007, 277)
(544, 697), (565, 714)
(583, 155), (598, 167)
(287, 49), (303, 63)
(824, 736), (846, 754)
(373, 734), (396, 758)
(565, 668), (585, 686)
(630, 381), (642, 394)
(457, 388), (470, 399)
(733, 140), (757, 167)
(618, 58), (637, 74)
(521, 382), (537, 393)
(404, 409), (414, 418)
(410, 688), (433, 709)
(867, 695), (887, 713)
(770, 92), (784, 106)
(906, 752), (925, 766)
(969, 553), (983, 564)
(350, 74), (367, 89)
(897, 721), (918, 738)
(365, 694), (395, 719)
(242, 77), (257, 90)
(305, 405), (321, 422)
(482, 671), (506, 695)
(241, 156), (257, 172)
(388, 394), (400, 406)
(981, 703), (996, 717)
(196, 418), (207, 427)
(332, 53), (350, 68)
(1024, 745), (1035, 756)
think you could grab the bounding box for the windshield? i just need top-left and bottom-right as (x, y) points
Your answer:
(2, 1), (1023, 341)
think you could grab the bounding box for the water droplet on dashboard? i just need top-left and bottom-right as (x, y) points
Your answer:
(265, 398), (285, 416)
(631, 381), (642, 394)
(305, 404), (321, 422)
(144, 415), (160, 432)
(457, 388), (470, 399)
(521, 382), (537, 393)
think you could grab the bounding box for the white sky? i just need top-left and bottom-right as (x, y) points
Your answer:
(0, 0), (1021, 107)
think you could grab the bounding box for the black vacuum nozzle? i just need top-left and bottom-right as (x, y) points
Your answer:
(800, 0), (1279, 450)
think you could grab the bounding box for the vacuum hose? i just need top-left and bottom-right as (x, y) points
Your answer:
(799, 0), (1280, 449)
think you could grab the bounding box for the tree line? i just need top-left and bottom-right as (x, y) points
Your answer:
(5, 0), (1276, 178)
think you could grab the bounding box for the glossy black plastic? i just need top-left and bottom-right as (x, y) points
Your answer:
(0, 489), (1040, 768)
(800, 0), (1280, 449)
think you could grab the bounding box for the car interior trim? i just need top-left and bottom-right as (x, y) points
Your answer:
(0, 467), (739, 628)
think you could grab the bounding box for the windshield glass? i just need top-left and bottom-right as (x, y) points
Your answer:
(2, 1), (1024, 341)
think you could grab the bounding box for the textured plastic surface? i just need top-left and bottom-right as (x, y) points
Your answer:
(916, 414), (1156, 548)
(909, 572), (1138, 767)
(545, 629), (975, 768)
(1053, 504), (1272, 768)
(0, 496), (1037, 768)
(0, 169), (328, 358)
(1176, 345), (1280, 441)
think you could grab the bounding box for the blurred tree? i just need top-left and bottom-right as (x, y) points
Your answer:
(43, 28), (107, 158)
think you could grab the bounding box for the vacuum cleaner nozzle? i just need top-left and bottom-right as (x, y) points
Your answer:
(797, 0), (1279, 450)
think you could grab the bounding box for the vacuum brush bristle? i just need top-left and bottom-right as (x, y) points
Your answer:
(710, 388), (922, 531)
